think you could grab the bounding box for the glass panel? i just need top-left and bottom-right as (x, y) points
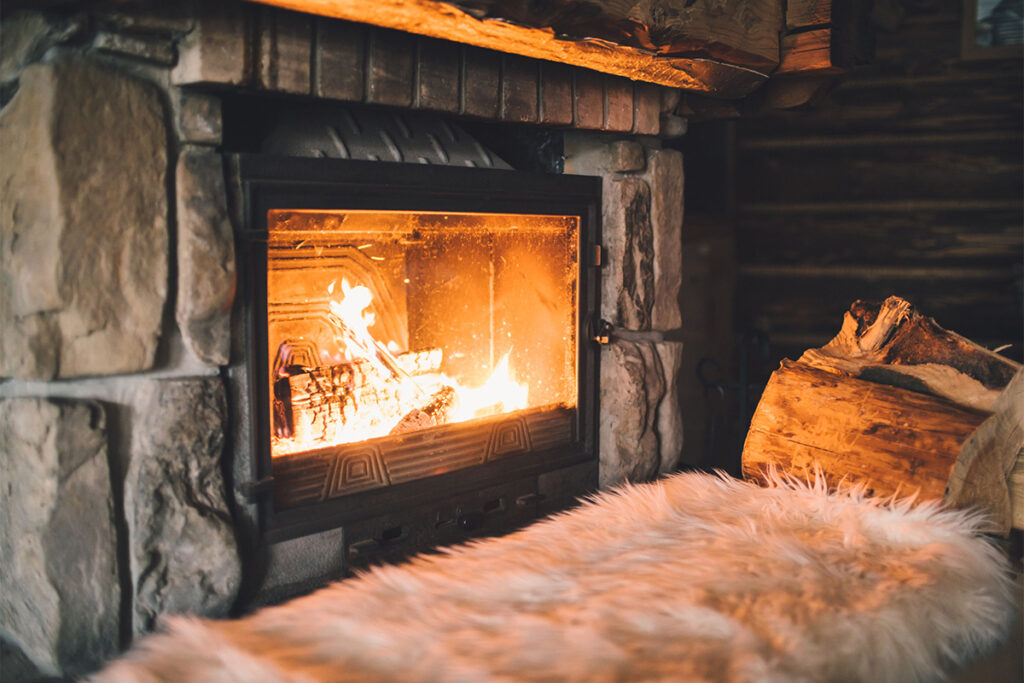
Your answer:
(266, 210), (579, 460)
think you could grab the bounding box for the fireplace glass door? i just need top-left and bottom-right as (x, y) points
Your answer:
(267, 209), (580, 507)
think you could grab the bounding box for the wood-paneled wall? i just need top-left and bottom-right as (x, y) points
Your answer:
(734, 1), (1022, 366)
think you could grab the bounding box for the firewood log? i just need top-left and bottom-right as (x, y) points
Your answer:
(390, 385), (459, 435)
(742, 297), (1023, 533)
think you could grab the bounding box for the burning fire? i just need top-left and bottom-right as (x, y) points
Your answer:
(271, 278), (529, 456)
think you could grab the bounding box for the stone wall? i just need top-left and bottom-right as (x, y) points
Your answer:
(564, 136), (685, 486)
(0, 8), (240, 680)
(0, 3), (686, 678)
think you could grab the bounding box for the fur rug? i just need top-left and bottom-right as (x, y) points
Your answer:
(94, 472), (1015, 682)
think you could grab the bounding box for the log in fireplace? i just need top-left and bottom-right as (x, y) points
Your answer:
(232, 150), (602, 574)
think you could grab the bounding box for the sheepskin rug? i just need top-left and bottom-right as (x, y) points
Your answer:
(94, 472), (1015, 682)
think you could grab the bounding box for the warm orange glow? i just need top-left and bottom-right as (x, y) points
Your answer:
(267, 210), (577, 459)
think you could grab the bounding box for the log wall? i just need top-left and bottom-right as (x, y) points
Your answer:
(734, 0), (1023, 365)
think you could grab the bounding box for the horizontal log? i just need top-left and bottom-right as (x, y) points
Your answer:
(738, 199), (1023, 214)
(248, 0), (778, 96)
(735, 274), (1023, 357)
(735, 208), (1024, 268)
(742, 83), (1022, 135)
(737, 139), (1022, 203)
(743, 360), (991, 502)
(738, 130), (1021, 150)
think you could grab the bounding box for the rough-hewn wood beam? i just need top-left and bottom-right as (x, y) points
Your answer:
(247, 0), (775, 97)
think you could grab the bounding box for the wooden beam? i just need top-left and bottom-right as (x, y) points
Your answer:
(247, 0), (776, 97)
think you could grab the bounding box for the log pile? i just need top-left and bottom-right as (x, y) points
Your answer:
(272, 344), (450, 452)
(742, 296), (1023, 533)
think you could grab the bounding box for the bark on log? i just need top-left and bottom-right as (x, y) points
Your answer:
(743, 297), (1023, 533)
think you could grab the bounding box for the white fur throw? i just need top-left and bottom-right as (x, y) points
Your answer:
(94, 472), (1014, 682)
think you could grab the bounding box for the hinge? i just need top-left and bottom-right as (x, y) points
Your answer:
(593, 245), (604, 267)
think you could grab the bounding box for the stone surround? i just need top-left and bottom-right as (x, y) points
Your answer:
(0, 3), (685, 678)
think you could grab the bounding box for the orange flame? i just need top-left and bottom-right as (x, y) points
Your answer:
(271, 279), (529, 456)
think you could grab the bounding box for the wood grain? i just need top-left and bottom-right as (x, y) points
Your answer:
(742, 360), (990, 501)
(247, 0), (777, 95)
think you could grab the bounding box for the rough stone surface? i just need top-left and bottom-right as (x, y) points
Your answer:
(126, 378), (240, 635)
(175, 90), (222, 145)
(171, 4), (248, 86)
(93, 31), (178, 65)
(599, 341), (665, 487)
(0, 398), (119, 677)
(0, 57), (168, 379)
(0, 12), (84, 88)
(176, 147), (236, 365)
(613, 177), (656, 330)
(609, 140), (645, 173)
(645, 148), (684, 330)
(564, 133), (684, 487)
(660, 113), (689, 139)
(564, 135), (656, 330)
(654, 341), (685, 473)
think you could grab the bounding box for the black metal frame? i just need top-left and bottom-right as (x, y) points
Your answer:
(234, 154), (602, 543)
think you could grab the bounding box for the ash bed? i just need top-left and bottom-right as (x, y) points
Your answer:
(93, 471), (1015, 682)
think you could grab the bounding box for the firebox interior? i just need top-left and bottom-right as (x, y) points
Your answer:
(266, 209), (579, 460)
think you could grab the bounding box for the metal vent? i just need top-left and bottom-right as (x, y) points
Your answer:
(261, 107), (511, 169)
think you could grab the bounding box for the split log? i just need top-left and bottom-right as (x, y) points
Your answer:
(742, 297), (1023, 533)
(390, 385), (459, 435)
(798, 296), (1019, 410)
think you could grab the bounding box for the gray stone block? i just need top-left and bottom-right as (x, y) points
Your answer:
(599, 341), (665, 487)
(126, 378), (240, 635)
(93, 30), (178, 66)
(645, 148), (684, 330)
(654, 340), (685, 473)
(0, 57), (168, 379)
(175, 90), (222, 145)
(633, 83), (663, 135)
(172, 4), (248, 87)
(609, 140), (645, 173)
(256, 7), (312, 95)
(605, 76), (634, 132)
(176, 147), (236, 366)
(613, 177), (655, 330)
(0, 11), (84, 88)
(0, 398), (119, 677)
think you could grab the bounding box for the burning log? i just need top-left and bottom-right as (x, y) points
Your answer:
(742, 297), (1023, 533)
(390, 385), (459, 435)
(272, 345), (447, 453)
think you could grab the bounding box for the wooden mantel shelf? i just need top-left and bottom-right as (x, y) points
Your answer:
(247, 0), (786, 98)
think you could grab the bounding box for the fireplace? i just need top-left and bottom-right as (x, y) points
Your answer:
(0, 3), (686, 676)
(233, 154), (601, 568)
